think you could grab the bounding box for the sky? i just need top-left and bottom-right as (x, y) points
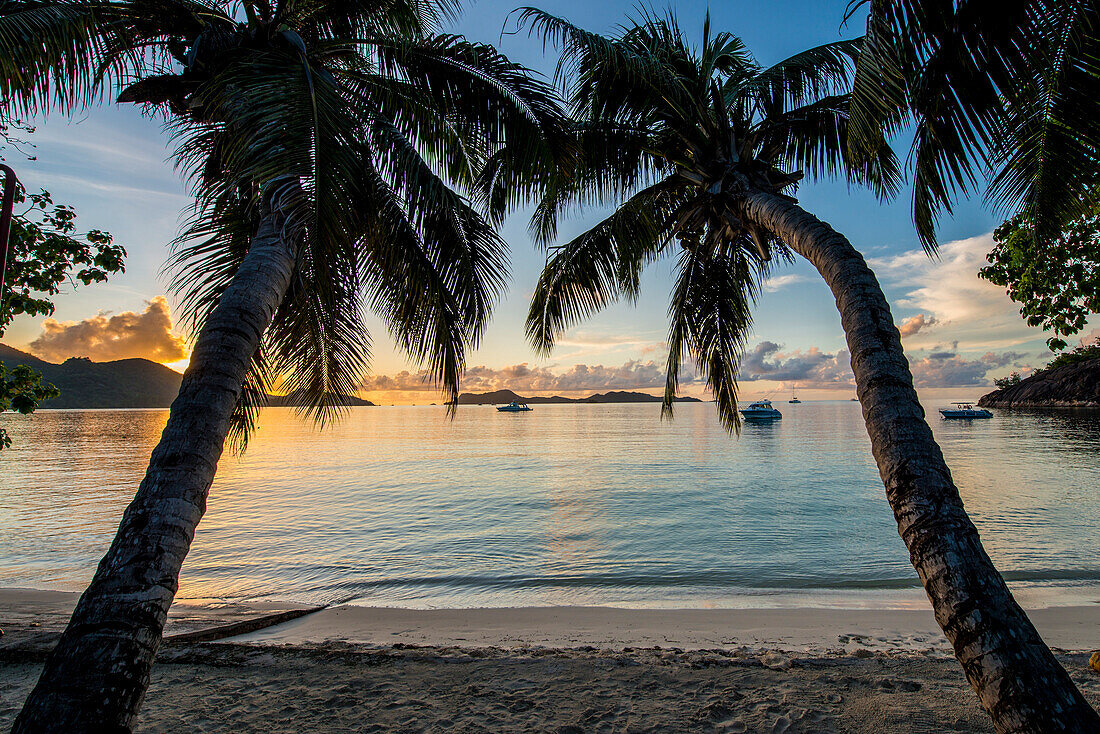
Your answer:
(3, 0), (1092, 405)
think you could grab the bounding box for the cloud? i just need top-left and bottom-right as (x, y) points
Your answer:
(549, 329), (668, 360)
(869, 234), (1047, 350)
(1077, 328), (1100, 348)
(30, 297), (187, 363)
(738, 341), (855, 387)
(736, 341), (1033, 389)
(897, 313), (938, 338)
(762, 274), (811, 292)
(908, 350), (1028, 387)
(361, 359), (695, 395)
(30, 172), (190, 205)
(360, 338), (1042, 396)
(639, 341), (668, 357)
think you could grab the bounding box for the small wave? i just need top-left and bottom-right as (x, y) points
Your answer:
(299, 567), (1100, 598)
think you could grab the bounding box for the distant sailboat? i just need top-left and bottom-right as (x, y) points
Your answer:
(788, 396), (801, 403)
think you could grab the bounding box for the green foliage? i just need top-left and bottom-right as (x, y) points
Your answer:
(993, 371), (1022, 389)
(519, 9), (895, 431)
(1043, 342), (1100, 371)
(1, 185), (125, 334)
(980, 206), (1100, 351)
(0, 182), (122, 449)
(0, 363), (59, 448)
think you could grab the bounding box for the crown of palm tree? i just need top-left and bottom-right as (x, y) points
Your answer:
(0, 0), (572, 446)
(517, 8), (897, 430)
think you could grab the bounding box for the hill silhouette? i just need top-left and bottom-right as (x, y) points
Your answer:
(1, 343), (186, 408)
(455, 389), (702, 405)
(0, 344), (373, 408)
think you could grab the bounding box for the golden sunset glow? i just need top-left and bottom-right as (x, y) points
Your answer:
(164, 357), (190, 374)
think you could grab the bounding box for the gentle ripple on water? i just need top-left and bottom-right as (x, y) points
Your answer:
(1, 402), (1099, 608)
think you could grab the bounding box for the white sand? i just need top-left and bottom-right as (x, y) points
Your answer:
(232, 603), (1100, 655)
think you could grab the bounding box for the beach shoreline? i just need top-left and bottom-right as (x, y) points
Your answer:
(4, 587), (1100, 654)
(3, 588), (1099, 732)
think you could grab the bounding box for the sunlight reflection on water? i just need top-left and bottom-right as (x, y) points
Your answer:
(2, 402), (1099, 609)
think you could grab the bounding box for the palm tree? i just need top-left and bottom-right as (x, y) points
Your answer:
(1, 0), (568, 729)
(847, 0), (1100, 250)
(517, 9), (1099, 731)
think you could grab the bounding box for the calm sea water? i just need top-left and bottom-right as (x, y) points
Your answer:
(2, 402), (1099, 609)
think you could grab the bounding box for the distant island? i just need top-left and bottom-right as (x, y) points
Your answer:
(1, 344), (186, 408)
(455, 389), (703, 405)
(262, 394), (375, 408)
(0, 344), (373, 409)
(979, 357), (1100, 408)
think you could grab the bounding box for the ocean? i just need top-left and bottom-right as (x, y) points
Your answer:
(2, 402), (1098, 609)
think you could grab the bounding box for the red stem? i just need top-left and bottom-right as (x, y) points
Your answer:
(0, 164), (17, 297)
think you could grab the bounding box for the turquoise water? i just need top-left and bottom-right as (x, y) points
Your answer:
(1, 402), (1099, 609)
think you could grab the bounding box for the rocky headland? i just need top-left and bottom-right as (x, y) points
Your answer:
(978, 358), (1100, 408)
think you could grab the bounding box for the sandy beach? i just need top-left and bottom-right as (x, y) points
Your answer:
(2, 589), (1099, 731)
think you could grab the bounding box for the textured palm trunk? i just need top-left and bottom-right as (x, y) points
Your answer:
(740, 189), (1098, 733)
(12, 191), (303, 733)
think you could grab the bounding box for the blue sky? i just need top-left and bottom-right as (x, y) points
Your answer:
(4, 0), (1085, 402)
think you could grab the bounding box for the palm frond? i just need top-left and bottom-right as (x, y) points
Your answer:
(0, 0), (117, 115)
(8, 0), (571, 444)
(754, 94), (901, 199)
(746, 38), (861, 111)
(370, 33), (574, 224)
(0, 0), (228, 117)
(664, 247), (760, 433)
(226, 345), (273, 455)
(526, 177), (685, 356)
(279, 0), (453, 40)
(986, 1), (1100, 242)
(848, 0), (1066, 250)
(511, 7), (670, 95)
(353, 153), (509, 410)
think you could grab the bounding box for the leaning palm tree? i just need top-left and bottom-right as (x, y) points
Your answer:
(1, 0), (568, 729)
(517, 9), (1098, 731)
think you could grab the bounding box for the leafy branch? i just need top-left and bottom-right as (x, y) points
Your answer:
(980, 202), (1100, 351)
(0, 183), (123, 449)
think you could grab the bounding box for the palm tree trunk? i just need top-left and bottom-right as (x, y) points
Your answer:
(12, 190), (303, 733)
(740, 188), (1099, 733)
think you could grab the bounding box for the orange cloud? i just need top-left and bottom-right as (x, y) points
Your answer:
(30, 296), (187, 364)
(898, 313), (938, 338)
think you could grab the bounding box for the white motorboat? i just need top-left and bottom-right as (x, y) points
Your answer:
(739, 399), (782, 421)
(939, 402), (992, 419)
(497, 401), (532, 412)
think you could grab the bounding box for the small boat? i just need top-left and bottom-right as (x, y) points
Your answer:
(939, 402), (992, 419)
(788, 396), (801, 404)
(739, 399), (782, 421)
(497, 401), (532, 412)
